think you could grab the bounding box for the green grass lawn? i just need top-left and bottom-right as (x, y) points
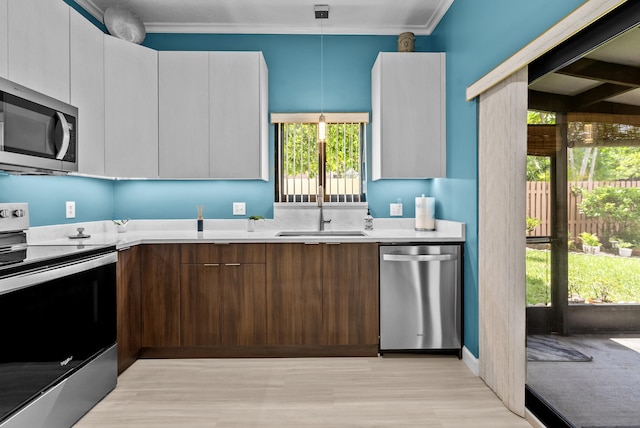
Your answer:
(526, 248), (640, 305)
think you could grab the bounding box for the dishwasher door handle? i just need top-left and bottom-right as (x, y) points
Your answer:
(383, 253), (457, 262)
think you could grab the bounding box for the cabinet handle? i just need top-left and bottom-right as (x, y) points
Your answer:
(224, 263), (241, 266)
(204, 263), (220, 267)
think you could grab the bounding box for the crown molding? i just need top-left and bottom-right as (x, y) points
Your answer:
(72, 0), (105, 23)
(71, 0), (449, 36)
(144, 22), (437, 36)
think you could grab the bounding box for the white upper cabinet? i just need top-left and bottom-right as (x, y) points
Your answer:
(7, 0), (70, 102)
(158, 51), (268, 180)
(371, 52), (446, 180)
(158, 51), (210, 178)
(209, 52), (269, 180)
(104, 35), (159, 178)
(70, 9), (105, 176)
(0, 0), (7, 79)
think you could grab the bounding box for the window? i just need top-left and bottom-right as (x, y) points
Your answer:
(272, 113), (369, 203)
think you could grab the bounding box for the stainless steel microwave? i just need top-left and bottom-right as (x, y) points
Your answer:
(0, 76), (78, 174)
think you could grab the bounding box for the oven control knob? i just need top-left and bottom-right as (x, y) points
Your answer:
(0, 209), (12, 218)
(13, 209), (26, 218)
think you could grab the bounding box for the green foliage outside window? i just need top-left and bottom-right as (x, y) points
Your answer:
(282, 123), (360, 178)
(326, 124), (361, 176)
(283, 123), (319, 177)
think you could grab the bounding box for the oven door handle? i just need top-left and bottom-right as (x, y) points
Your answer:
(0, 252), (117, 296)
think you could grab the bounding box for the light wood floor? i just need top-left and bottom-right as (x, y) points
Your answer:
(75, 356), (531, 427)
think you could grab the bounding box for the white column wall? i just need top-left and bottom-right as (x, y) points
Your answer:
(478, 67), (528, 416)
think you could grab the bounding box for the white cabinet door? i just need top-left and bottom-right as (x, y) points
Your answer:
(371, 52), (446, 180)
(158, 51), (210, 178)
(209, 52), (268, 180)
(7, 0), (70, 102)
(104, 35), (158, 178)
(0, 0), (7, 79)
(70, 10), (105, 176)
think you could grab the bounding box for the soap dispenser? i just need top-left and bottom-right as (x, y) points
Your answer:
(364, 209), (374, 231)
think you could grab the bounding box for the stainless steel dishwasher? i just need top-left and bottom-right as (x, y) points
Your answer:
(379, 244), (462, 356)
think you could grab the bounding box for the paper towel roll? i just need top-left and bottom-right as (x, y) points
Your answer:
(415, 195), (435, 231)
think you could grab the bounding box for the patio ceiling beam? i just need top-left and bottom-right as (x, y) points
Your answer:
(529, 90), (640, 115)
(571, 83), (634, 109)
(528, 90), (572, 112)
(557, 58), (640, 87)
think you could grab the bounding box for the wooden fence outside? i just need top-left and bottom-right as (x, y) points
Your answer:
(526, 180), (640, 239)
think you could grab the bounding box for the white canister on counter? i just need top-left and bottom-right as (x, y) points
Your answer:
(415, 194), (435, 231)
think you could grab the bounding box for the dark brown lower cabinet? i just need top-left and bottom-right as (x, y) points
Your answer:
(131, 242), (378, 360)
(181, 262), (266, 346)
(266, 243), (323, 346)
(266, 242), (379, 352)
(221, 263), (266, 346)
(140, 244), (181, 348)
(116, 245), (141, 374)
(322, 243), (379, 346)
(180, 263), (222, 346)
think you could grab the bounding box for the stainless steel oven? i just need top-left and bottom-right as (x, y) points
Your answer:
(0, 76), (78, 174)
(0, 203), (116, 428)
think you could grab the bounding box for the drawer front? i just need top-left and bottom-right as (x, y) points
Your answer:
(180, 243), (265, 264)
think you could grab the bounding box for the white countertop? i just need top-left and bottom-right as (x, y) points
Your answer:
(28, 219), (465, 249)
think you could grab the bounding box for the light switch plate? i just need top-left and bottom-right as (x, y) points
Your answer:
(66, 201), (76, 218)
(390, 203), (403, 216)
(233, 202), (246, 216)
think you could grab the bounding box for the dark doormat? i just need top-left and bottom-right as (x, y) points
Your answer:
(527, 335), (593, 362)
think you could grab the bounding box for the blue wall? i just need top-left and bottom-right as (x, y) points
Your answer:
(1, 0), (589, 357)
(0, 173), (114, 226)
(431, 0), (586, 356)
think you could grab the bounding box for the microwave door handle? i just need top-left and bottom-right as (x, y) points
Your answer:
(55, 111), (70, 160)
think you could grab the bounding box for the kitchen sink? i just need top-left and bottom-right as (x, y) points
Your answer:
(276, 231), (367, 237)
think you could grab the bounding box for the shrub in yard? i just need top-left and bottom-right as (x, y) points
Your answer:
(619, 240), (634, 249)
(579, 186), (640, 244)
(579, 232), (600, 247)
(526, 216), (542, 234)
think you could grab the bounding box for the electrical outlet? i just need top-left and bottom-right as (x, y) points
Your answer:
(233, 202), (246, 216)
(390, 203), (403, 217)
(66, 201), (76, 219)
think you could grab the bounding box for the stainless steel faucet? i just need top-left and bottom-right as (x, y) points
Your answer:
(318, 185), (331, 231)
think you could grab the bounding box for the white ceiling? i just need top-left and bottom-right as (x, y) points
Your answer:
(73, 0), (453, 35)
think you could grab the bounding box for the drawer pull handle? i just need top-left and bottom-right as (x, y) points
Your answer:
(204, 263), (220, 267)
(225, 263), (241, 266)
